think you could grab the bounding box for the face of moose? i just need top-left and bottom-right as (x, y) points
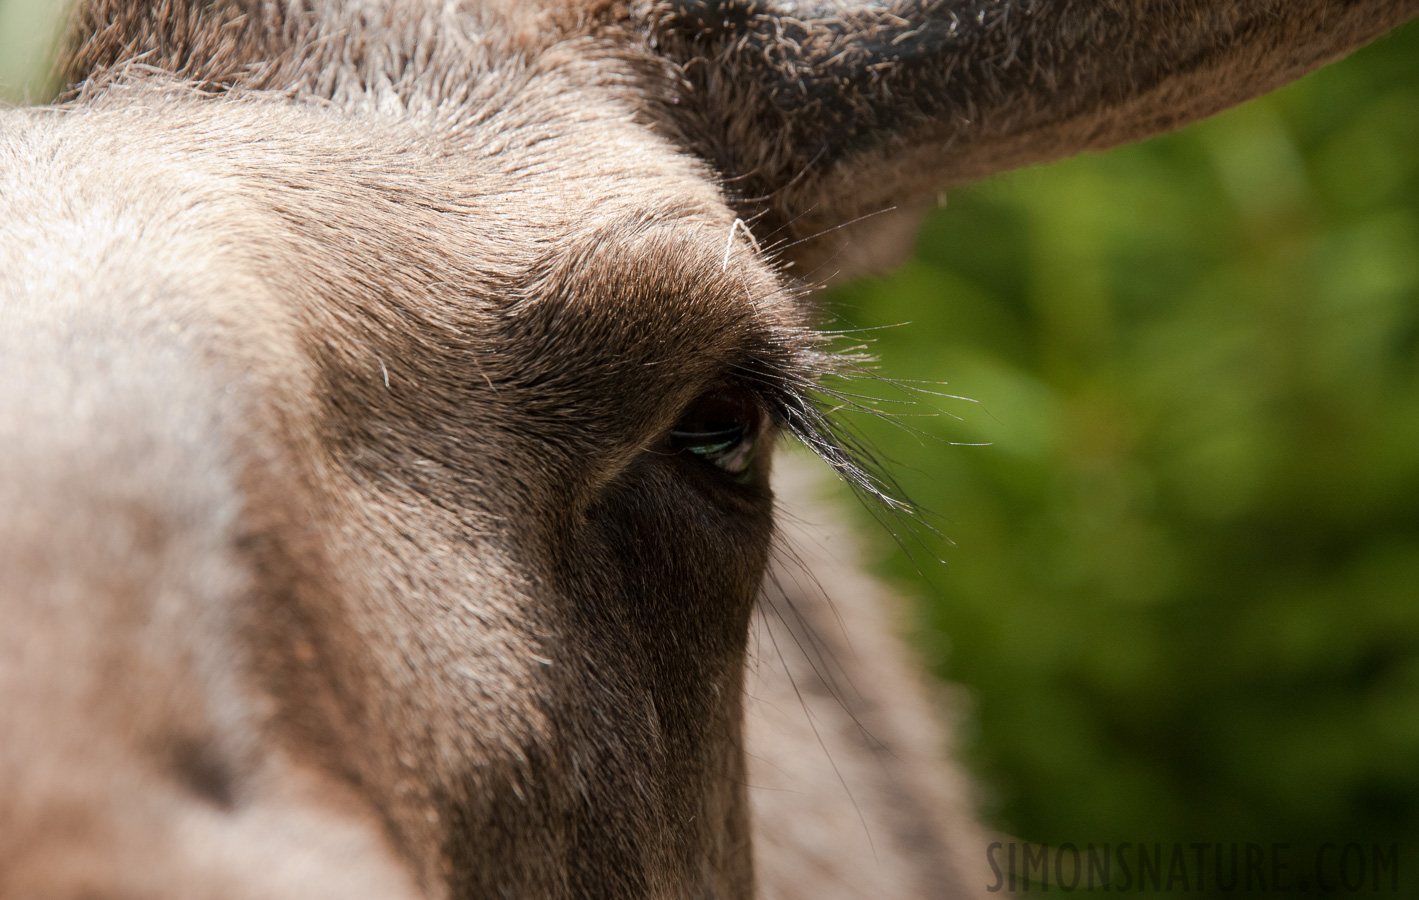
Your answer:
(0, 81), (811, 897)
(4, 0), (1415, 897)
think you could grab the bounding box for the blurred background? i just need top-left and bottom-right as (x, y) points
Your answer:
(5, 3), (1419, 895)
(821, 19), (1419, 896)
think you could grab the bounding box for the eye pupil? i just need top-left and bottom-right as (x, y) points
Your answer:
(669, 390), (761, 477)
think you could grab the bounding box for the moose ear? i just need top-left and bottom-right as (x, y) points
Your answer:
(640, 0), (1419, 276)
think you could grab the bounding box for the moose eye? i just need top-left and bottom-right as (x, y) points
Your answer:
(669, 389), (762, 479)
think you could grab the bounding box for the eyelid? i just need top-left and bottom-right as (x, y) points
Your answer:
(671, 429), (745, 455)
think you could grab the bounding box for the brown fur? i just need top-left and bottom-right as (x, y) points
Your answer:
(1, 1), (1413, 897)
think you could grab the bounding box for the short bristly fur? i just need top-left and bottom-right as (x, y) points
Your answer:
(2, 1), (1415, 898)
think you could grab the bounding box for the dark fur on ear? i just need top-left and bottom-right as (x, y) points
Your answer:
(61, 0), (282, 88)
(639, 0), (1419, 270)
(58, 0), (598, 100)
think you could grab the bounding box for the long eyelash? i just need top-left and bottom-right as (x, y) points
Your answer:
(736, 329), (960, 575)
(737, 341), (906, 507)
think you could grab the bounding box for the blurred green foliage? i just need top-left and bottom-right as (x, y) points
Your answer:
(828, 19), (1419, 895)
(0, 0), (65, 103)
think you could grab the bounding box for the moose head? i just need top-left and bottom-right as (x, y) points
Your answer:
(2, 1), (1414, 897)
